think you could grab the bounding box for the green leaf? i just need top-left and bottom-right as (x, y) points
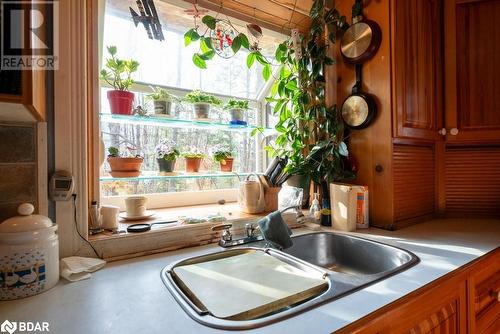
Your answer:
(262, 64), (271, 81)
(231, 35), (241, 54)
(246, 52), (256, 68)
(255, 52), (268, 65)
(238, 33), (250, 49)
(202, 37), (214, 50)
(192, 53), (207, 69)
(285, 80), (298, 91)
(107, 45), (117, 56)
(202, 15), (217, 30)
(199, 50), (215, 60)
(184, 28), (200, 46)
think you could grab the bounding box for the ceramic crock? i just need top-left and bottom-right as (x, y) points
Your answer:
(0, 203), (59, 300)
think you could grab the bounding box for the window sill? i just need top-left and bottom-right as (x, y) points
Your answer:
(89, 202), (301, 261)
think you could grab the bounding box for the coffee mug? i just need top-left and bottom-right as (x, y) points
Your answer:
(100, 205), (119, 229)
(125, 196), (147, 217)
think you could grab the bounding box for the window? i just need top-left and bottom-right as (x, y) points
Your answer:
(99, 0), (282, 208)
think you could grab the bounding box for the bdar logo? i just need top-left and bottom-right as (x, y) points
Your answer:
(0, 320), (17, 334)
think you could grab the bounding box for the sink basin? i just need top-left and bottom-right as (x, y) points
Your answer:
(284, 232), (417, 277)
(162, 231), (419, 330)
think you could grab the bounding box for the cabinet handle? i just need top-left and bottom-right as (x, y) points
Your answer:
(491, 289), (500, 302)
(375, 164), (383, 173)
(449, 128), (459, 136)
(438, 128), (447, 136)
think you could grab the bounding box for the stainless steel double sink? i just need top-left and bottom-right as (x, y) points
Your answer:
(162, 231), (419, 330)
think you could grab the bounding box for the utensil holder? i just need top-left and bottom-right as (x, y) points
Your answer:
(264, 187), (281, 212)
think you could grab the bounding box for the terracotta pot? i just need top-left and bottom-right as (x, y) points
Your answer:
(193, 103), (210, 119)
(185, 157), (203, 172)
(153, 100), (172, 116)
(219, 158), (234, 172)
(107, 156), (143, 178)
(157, 158), (176, 173)
(107, 90), (135, 115)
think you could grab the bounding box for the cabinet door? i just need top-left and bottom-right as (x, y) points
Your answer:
(444, 0), (500, 143)
(392, 0), (444, 141)
(467, 251), (500, 334)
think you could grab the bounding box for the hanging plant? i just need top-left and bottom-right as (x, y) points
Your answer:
(184, 0), (354, 185)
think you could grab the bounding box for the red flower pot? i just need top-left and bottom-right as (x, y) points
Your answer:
(185, 157), (203, 173)
(107, 90), (135, 115)
(219, 158), (234, 172)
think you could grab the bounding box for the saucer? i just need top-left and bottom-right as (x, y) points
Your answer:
(119, 210), (155, 221)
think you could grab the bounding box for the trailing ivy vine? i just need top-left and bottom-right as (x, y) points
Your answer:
(184, 0), (355, 185)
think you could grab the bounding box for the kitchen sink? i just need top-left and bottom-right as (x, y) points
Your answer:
(284, 232), (417, 277)
(162, 232), (419, 330)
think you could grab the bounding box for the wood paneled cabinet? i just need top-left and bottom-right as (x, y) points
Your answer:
(444, 0), (500, 143)
(338, 249), (500, 334)
(392, 0), (444, 142)
(0, 1), (46, 122)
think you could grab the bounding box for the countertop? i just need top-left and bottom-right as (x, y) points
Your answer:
(1, 218), (499, 334)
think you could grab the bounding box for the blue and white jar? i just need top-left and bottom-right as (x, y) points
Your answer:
(0, 203), (59, 300)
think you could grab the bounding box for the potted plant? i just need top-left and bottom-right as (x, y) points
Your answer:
(107, 146), (144, 178)
(213, 149), (234, 172)
(155, 140), (179, 174)
(182, 150), (205, 173)
(224, 99), (249, 125)
(183, 90), (222, 119)
(147, 86), (175, 117)
(100, 46), (140, 115)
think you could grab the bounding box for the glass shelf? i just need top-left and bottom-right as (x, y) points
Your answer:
(100, 113), (275, 135)
(100, 172), (257, 182)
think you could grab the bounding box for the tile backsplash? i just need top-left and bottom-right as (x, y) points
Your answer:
(0, 123), (38, 222)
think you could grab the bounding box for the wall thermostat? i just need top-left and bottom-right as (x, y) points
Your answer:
(49, 171), (75, 201)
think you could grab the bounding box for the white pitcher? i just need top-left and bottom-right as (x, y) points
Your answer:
(239, 174), (265, 214)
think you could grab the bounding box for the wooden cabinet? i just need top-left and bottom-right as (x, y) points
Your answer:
(468, 251), (500, 333)
(337, 0), (500, 227)
(337, 249), (500, 334)
(444, 0), (500, 143)
(0, 1), (46, 122)
(392, 0), (444, 142)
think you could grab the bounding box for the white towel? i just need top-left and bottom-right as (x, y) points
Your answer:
(60, 256), (106, 282)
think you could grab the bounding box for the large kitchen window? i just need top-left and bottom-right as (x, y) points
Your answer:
(99, 0), (282, 208)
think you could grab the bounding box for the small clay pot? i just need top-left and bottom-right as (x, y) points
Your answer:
(185, 157), (203, 172)
(107, 90), (135, 115)
(219, 158), (234, 172)
(193, 103), (210, 119)
(107, 157), (143, 178)
(157, 158), (176, 173)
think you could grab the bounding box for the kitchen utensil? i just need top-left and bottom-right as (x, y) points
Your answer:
(171, 249), (328, 320)
(125, 196), (148, 217)
(238, 173), (265, 214)
(264, 157), (280, 178)
(0, 203), (59, 300)
(126, 220), (177, 233)
(341, 64), (376, 129)
(340, 0), (381, 64)
(101, 205), (120, 230)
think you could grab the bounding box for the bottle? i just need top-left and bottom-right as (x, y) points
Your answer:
(320, 181), (332, 227)
(309, 193), (321, 223)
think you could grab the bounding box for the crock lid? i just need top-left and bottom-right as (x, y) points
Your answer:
(0, 203), (53, 233)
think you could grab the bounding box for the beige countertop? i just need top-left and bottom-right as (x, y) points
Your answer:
(1, 218), (499, 333)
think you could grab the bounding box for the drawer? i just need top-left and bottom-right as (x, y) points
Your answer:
(475, 271), (500, 316)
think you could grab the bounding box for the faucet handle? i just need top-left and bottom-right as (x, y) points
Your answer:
(211, 223), (233, 232)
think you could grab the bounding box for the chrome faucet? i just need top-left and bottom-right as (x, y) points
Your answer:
(211, 223), (233, 245)
(245, 223), (259, 238)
